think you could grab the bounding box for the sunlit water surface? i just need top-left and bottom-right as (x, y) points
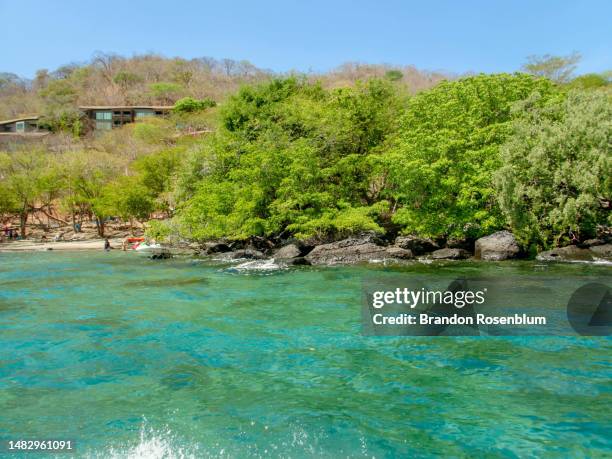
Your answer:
(0, 252), (610, 458)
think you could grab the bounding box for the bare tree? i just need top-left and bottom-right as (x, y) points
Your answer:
(522, 52), (582, 83)
(222, 58), (237, 76)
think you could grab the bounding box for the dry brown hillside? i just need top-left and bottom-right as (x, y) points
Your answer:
(0, 53), (451, 120)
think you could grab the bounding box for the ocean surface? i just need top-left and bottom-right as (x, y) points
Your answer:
(0, 251), (610, 458)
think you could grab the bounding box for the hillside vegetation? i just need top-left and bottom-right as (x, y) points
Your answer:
(0, 54), (610, 252)
(0, 53), (448, 124)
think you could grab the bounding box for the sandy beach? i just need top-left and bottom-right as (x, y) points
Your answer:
(0, 238), (125, 252)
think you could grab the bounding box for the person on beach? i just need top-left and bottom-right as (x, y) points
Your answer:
(104, 238), (112, 251)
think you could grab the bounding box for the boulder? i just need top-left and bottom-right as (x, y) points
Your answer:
(285, 257), (311, 266)
(385, 247), (414, 259)
(446, 238), (474, 251)
(273, 243), (302, 259)
(220, 249), (265, 260)
(474, 231), (520, 261)
(394, 236), (438, 255)
(305, 238), (388, 265)
(245, 236), (275, 252)
(431, 248), (471, 260)
(536, 246), (595, 262)
(590, 244), (612, 259)
(205, 242), (231, 254)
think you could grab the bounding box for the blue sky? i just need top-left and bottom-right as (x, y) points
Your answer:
(1, 0), (610, 78)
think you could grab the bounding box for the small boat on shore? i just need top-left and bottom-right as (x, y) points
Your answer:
(134, 242), (173, 259)
(134, 242), (161, 251)
(134, 242), (165, 254)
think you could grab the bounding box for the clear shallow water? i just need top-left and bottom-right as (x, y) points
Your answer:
(0, 252), (610, 458)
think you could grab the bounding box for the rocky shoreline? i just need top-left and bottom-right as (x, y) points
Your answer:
(2, 230), (611, 265)
(197, 230), (612, 265)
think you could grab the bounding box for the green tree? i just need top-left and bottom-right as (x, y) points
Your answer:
(38, 79), (82, 134)
(133, 147), (183, 215)
(113, 71), (143, 88)
(569, 72), (611, 89)
(385, 70), (404, 81)
(383, 73), (560, 241)
(97, 177), (155, 232)
(495, 90), (611, 250)
(63, 151), (123, 237)
(177, 77), (403, 241)
(0, 150), (63, 237)
(173, 96), (216, 113)
(149, 82), (184, 104)
(0, 181), (20, 218)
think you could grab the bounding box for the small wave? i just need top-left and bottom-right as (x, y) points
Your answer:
(539, 257), (612, 266)
(231, 258), (286, 272)
(87, 424), (204, 459)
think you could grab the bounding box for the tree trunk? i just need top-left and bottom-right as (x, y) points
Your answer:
(20, 210), (28, 238)
(96, 217), (105, 237)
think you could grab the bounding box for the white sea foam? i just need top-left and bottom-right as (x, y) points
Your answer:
(232, 258), (286, 272)
(84, 420), (332, 458)
(88, 423), (205, 459)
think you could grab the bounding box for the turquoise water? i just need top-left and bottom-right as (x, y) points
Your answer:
(0, 252), (610, 458)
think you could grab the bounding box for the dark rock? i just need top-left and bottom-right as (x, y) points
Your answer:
(394, 236), (438, 255)
(536, 246), (595, 262)
(285, 257), (311, 266)
(273, 243), (302, 259)
(221, 249), (265, 260)
(385, 247), (414, 259)
(205, 242), (231, 254)
(305, 238), (388, 265)
(590, 244), (612, 259)
(245, 236), (275, 253)
(431, 248), (471, 260)
(446, 238), (475, 252)
(474, 231), (520, 261)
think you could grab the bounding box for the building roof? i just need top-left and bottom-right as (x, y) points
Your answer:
(0, 115), (40, 125)
(79, 105), (174, 110)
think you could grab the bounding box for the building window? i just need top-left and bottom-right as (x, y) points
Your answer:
(95, 111), (112, 120)
(15, 121), (25, 133)
(134, 109), (154, 119)
(95, 121), (112, 130)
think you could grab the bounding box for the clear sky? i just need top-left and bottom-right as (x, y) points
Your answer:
(1, 0), (610, 78)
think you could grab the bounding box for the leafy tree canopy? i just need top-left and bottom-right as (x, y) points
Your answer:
(495, 90), (612, 250)
(383, 73), (560, 240)
(176, 77), (405, 241)
(173, 96), (216, 113)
